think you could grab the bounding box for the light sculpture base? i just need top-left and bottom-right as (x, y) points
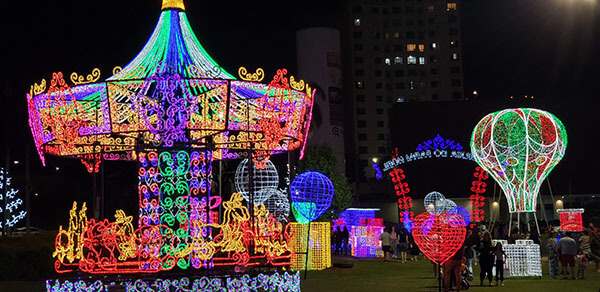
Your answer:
(46, 271), (300, 292)
(290, 222), (331, 270)
(493, 239), (541, 277)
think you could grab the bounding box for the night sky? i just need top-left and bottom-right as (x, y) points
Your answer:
(1, 0), (599, 228)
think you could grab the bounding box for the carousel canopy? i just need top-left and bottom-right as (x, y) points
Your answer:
(26, 0), (314, 167)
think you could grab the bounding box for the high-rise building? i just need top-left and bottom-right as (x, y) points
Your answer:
(342, 0), (464, 182)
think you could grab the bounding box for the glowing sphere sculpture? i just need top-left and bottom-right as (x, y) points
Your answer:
(444, 199), (457, 212)
(448, 206), (471, 226)
(264, 189), (290, 223)
(234, 158), (279, 204)
(412, 212), (466, 265)
(471, 108), (567, 213)
(290, 171), (334, 222)
(424, 191), (447, 215)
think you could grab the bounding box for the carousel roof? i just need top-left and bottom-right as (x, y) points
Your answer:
(26, 0), (314, 169)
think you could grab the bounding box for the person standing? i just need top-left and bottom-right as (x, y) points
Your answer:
(444, 245), (466, 292)
(494, 242), (506, 286)
(409, 233), (419, 261)
(342, 226), (350, 256)
(398, 226), (409, 263)
(478, 232), (494, 286)
(379, 227), (392, 262)
(558, 232), (578, 279)
(576, 250), (588, 279)
(391, 229), (398, 259)
(547, 231), (560, 279)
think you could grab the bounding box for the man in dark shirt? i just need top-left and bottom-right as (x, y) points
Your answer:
(444, 245), (466, 292)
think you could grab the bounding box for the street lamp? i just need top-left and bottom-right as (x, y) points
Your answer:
(372, 157), (378, 163)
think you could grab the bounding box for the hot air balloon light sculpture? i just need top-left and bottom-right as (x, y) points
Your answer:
(471, 108), (567, 213)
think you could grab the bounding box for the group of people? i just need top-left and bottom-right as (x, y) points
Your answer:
(547, 224), (600, 280)
(332, 226), (350, 255)
(379, 225), (419, 263)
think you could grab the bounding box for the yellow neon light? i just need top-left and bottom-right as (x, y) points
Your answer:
(290, 76), (305, 91)
(70, 68), (101, 85)
(238, 67), (265, 82)
(53, 202), (87, 264)
(290, 222), (331, 270)
(161, 0), (185, 11)
(30, 79), (47, 96)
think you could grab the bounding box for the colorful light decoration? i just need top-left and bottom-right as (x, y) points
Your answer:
(290, 171), (334, 222)
(448, 206), (471, 227)
(503, 240), (542, 277)
(424, 191), (447, 215)
(234, 158), (279, 204)
(0, 167), (26, 228)
(469, 166), (488, 223)
(53, 193), (293, 274)
(389, 168), (413, 223)
(416, 133), (464, 151)
(26, 2), (314, 166)
(289, 222), (331, 270)
(557, 208), (584, 232)
(46, 272), (301, 292)
(264, 189), (290, 223)
(26, 0), (314, 280)
(471, 108), (567, 213)
(411, 211), (466, 265)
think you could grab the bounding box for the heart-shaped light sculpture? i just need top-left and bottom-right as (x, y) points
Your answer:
(471, 108), (567, 213)
(411, 211), (466, 265)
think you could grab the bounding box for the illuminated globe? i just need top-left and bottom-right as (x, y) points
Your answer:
(471, 108), (567, 213)
(234, 158), (279, 204)
(424, 191), (446, 215)
(444, 199), (457, 212)
(290, 171), (334, 223)
(264, 189), (290, 223)
(448, 206), (471, 226)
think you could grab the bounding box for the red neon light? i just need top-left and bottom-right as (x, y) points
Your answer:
(411, 212), (466, 265)
(389, 168), (413, 223)
(469, 166), (488, 225)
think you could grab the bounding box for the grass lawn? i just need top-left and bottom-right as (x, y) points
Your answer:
(2, 258), (598, 292)
(300, 257), (600, 292)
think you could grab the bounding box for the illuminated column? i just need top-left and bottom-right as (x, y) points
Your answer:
(137, 150), (214, 269)
(290, 222), (331, 270)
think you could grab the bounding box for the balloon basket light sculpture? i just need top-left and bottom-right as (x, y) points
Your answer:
(471, 108), (567, 236)
(27, 0), (315, 290)
(289, 171), (335, 276)
(557, 208), (584, 232)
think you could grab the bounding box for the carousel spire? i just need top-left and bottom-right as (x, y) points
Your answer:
(162, 0), (185, 11)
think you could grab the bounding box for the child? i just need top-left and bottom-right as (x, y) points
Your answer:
(577, 250), (588, 279)
(494, 242), (506, 286)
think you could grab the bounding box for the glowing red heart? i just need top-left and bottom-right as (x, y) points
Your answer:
(411, 212), (466, 265)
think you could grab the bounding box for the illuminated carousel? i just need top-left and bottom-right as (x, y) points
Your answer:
(26, 1), (314, 291)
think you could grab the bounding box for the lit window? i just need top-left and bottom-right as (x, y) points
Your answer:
(384, 33), (390, 40)
(385, 58), (391, 65)
(410, 81), (415, 90)
(354, 18), (362, 26)
(427, 5), (434, 12)
(447, 3), (457, 11)
(419, 57), (426, 65)
(431, 42), (438, 49)
(356, 81), (364, 88)
(407, 56), (417, 64)
(394, 56), (403, 64)
(418, 44), (425, 52)
(397, 96), (405, 102)
(407, 44), (416, 52)
(450, 40), (457, 47)
(394, 32), (401, 39)
(451, 53), (459, 60)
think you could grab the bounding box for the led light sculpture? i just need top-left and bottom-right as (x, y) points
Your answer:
(0, 167), (26, 228)
(557, 208), (584, 232)
(424, 191), (447, 215)
(501, 240), (542, 277)
(412, 211), (466, 265)
(471, 108), (567, 213)
(290, 171), (334, 222)
(264, 189), (290, 223)
(26, 2), (313, 288)
(234, 158), (279, 204)
(289, 222), (331, 270)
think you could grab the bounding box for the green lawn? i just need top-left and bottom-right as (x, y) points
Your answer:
(2, 258), (599, 292)
(300, 257), (600, 292)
